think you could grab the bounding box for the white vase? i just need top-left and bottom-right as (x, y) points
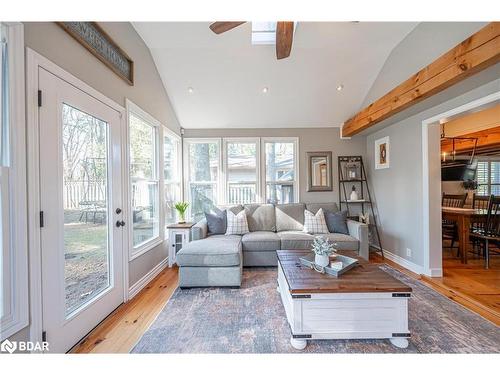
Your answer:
(350, 190), (359, 201)
(315, 254), (330, 267)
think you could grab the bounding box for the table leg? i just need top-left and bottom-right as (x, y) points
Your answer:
(457, 215), (470, 264)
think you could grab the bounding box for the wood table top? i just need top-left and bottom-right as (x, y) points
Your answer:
(277, 250), (412, 294)
(166, 222), (195, 229)
(442, 207), (489, 216)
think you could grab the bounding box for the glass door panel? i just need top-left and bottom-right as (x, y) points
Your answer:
(174, 233), (183, 254)
(62, 103), (110, 315)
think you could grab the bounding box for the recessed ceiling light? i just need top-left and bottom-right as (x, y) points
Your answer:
(262, 87), (269, 93)
(336, 84), (344, 92)
(187, 87), (194, 93)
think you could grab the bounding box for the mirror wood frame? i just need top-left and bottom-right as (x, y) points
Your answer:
(306, 151), (333, 192)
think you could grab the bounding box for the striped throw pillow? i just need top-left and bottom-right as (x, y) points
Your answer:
(303, 208), (329, 234)
(225, 210), (250, 235)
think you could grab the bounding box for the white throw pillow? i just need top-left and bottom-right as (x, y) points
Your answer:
(303, 208), (329, 234)
(225, 210), (250, 235)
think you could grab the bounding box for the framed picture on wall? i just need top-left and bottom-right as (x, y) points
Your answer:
(374, 136), (390, 169)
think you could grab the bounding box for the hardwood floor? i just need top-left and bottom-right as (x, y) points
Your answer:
(422, 250), (500, 325)
(73, 252), (499, 353)
(372, 250), (500, 326)
(71, 266), (179, 353)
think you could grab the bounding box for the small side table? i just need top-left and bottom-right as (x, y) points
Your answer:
(167, 223), (194, 267)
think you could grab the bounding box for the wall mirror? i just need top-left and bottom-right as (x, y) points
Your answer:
(307, 151), (332, 192)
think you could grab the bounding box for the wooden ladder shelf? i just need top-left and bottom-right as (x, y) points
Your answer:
(338, 156), (384, 259)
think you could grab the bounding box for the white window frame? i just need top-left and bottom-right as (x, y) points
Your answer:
(126, 99), (163, 261)
(476, 159), (500, 196)
(163, 126), (182, 234)
(0, 22), (28, 340)
(261, 137), (300, 204)
(223, 137), (261, 204)
(183, 138), (222, 220)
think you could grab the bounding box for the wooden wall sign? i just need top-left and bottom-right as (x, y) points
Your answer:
(57, 22), (134, 85)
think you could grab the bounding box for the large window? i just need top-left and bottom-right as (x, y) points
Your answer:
(128, 102), (160, 253)
(184, 137), (299, 220)
(263, 138), (299, 204)
(477, 160), (500, 196)
(164, 128), (181, 228)
(184, 139), (221, 221)
(224, 138), (260, 204)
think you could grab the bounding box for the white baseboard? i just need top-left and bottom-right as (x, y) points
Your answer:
(426, 267), (443, 277)
(372, 246), (424, 275)
(128, 257), (169, 300)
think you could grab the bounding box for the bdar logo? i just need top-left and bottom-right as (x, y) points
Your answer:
(1, 339), (17, 354)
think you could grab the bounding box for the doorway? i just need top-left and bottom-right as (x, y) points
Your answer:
(422, 91), (500, 323)
(35, 62), (126, 352)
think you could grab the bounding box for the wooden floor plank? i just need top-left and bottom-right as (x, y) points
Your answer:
(71, 266), (179, 353)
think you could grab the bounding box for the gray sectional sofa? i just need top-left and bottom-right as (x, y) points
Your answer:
(176, 202), (369, 288)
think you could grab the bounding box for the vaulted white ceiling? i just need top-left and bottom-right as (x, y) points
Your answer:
(133, 22), (418, 129)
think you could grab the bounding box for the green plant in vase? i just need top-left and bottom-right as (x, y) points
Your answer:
(174, 202), (189, 223)
(311, 236), (336, 267)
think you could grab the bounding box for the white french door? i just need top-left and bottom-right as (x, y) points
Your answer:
(38, 68), (125, 353)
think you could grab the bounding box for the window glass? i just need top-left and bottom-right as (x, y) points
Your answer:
(129, 112), (159, 248)
(265, 141), (297, 204)
(186, 141), (220, 221)
(164, 132), (180, 227)
(227, 141), (257, 204)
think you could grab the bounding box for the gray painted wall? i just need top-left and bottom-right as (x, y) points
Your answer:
(366, 73), (500, 268)
(183, 127), (366, 204)
(12, 22), (181, 342)
(361, 22), (487, 108)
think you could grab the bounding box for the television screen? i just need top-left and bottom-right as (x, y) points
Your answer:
(441, 161), (477, 181)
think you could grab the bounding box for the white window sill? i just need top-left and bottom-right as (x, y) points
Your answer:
(129, 237), (163, 261)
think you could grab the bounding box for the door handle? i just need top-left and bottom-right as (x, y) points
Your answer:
(115, 208), (122, 214)
(116, 220), (125, 227)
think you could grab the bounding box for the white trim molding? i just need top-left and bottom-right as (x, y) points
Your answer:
(125, 99), (164, 261)
(128, 257), (168, 300)
(376, 248), (425, 276)
(0, 22), (28, 340)
(421, 91), (500, 278)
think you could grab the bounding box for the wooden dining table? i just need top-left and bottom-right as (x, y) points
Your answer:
(441, 207), (489, 264)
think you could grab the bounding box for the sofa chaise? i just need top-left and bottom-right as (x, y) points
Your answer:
(176, 202), (369, 288)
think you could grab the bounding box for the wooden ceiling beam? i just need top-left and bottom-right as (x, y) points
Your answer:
(342, 22), (500, 137)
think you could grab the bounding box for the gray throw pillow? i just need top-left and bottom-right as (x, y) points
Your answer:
(324, 210), (349, 234)
(205, 210), (227, 234)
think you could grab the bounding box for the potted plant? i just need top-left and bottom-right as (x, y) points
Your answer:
(174, 202), (189, 224)
(462, 179), (478, 191)
(311, 236), (336, 267)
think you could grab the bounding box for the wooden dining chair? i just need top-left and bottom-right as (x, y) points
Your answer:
(470, 193), (491, 256)
(442, 193), (468, 208)
(470, 195), (500, 269)
(442, 193), (468, 255)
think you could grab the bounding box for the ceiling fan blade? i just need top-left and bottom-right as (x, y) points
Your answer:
(276, 22), (294, 59)
(209, 22), (246, 34)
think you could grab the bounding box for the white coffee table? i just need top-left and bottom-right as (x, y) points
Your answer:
(277, 250), (412, 350)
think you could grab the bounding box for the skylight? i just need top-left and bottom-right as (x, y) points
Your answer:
(251, 22), (277, 45)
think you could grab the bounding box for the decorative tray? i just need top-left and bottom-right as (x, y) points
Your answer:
(299, 254), (359, 277)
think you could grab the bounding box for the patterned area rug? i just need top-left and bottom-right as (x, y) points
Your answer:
(132, 266), (500, 353)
